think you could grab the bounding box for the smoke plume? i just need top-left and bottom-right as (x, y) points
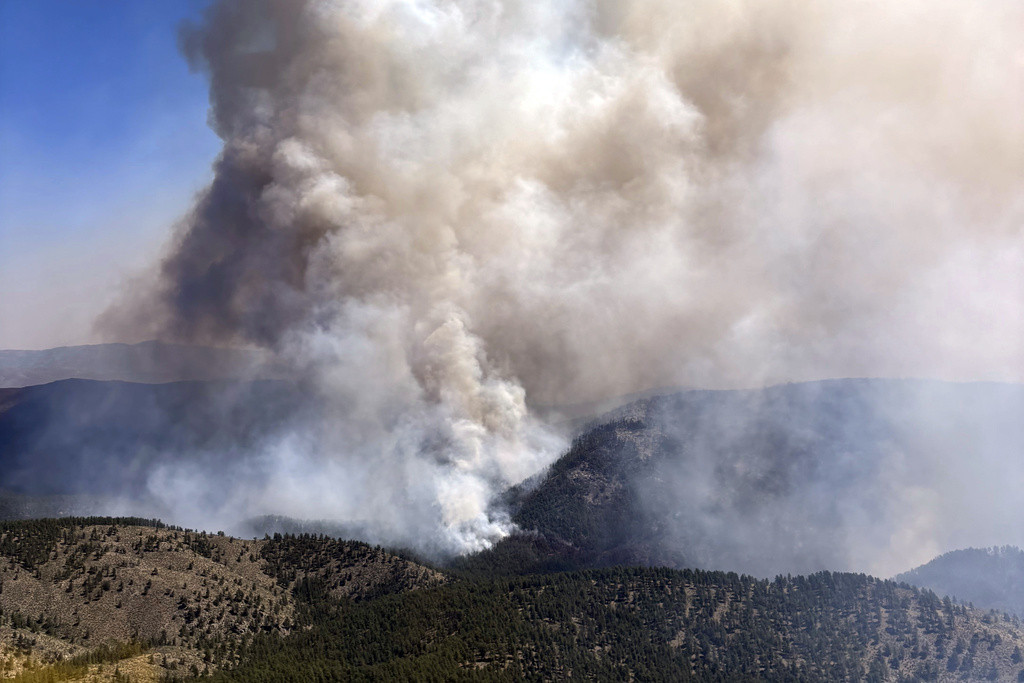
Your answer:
(627, 380), (1024, 578)
(103, 0), (1024, 555)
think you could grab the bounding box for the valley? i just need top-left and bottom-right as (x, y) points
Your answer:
(3, 517), (1024, 681)
(3, 376), (1024, 680)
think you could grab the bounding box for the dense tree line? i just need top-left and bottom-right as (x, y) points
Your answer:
(260, 533), (442, 600)
(207, 566), (1024, 682)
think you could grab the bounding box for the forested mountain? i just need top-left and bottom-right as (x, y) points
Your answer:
(4, 379), (1024, 679)
(465, 379), (1024, 579)
(5, 519), (1024, 682)
(0, 342), (281, 389)
(216, 568), (1024, 682)
(896, 548), (1024, 619)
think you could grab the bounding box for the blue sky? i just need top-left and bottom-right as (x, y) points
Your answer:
(0, 0), (219, 349)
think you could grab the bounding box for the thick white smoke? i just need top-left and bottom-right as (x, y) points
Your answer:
(104, 0), (1024, 555)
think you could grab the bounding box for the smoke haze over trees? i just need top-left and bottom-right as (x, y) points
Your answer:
(92, 0), (1024, 555)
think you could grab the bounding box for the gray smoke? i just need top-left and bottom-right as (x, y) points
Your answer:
(103, 0), (1024, 555)
(625, 380), (1024, 578)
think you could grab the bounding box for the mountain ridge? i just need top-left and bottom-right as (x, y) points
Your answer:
(464, 378), (1024, 579)
(0, 342), (284, 389)
(896, 546), (1024, 619)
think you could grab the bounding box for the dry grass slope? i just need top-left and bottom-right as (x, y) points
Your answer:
(0, 521), (438, 682)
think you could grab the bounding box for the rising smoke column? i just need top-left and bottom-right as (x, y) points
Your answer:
(105, 0), (1024, 554)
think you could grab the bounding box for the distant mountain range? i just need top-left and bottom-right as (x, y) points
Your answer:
(0, 378), (311, 500)
(0, 340), (284, 388)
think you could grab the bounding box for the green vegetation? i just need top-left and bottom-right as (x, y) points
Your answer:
(0, 517), (178, 570)
(210, 567), (1024, 682)
(3, 518), (1024, 681)
(2, 641), (144, 682)
(261, 532), (442, 602)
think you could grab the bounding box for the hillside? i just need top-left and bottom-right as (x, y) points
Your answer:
(5, 378), (1024, 679)
(215, 567), (1024, 682)
(5, 377), (1021, 578)
(0, 342), (282, 389)
(6, 519), (1024, 681)
(0, 379), (310, 502)
(896, 547), (1024, 619)
(465, 379), (1024, 579)
(0, 518), (441, 681)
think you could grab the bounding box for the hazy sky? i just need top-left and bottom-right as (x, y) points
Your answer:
(0, 0), (218, 350)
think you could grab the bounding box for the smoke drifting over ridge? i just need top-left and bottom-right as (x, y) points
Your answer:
(104, 0), (1024, 554)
